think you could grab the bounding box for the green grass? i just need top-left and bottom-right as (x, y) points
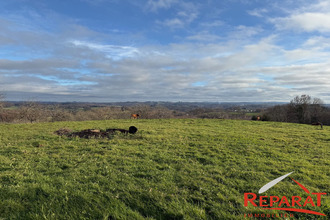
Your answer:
(245, 112), (259, 116)
(0, 119), (329, 219)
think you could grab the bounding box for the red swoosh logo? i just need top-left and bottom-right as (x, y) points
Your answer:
(291, 178), (310, 194)
(262, 208), (326, 216)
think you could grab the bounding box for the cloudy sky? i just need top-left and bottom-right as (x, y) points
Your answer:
(1, 0), (330, 102)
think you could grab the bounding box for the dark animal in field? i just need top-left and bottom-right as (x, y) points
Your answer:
(131, 114), (140, 119)
(55, 126), (138, 139)
(311, 122), (323, 129)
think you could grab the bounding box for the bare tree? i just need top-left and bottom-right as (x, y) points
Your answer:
(0, 93), (4, 110)
(280, 95), (325, 124)
(0, 93), (5, 122)
(263, 94), (326, 124)
(19, 101), (45, 123)
(265, 104), (289, 122)
(49, 105), (73, 122)
(130, 104), (152, 119)
(289, 95), (313, 123)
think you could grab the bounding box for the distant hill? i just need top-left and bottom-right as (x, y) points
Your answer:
(4, 101), (290, 112)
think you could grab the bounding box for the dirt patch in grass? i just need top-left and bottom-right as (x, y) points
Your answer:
(54, 126), (138, 139)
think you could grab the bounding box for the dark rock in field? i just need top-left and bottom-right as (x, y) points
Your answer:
(54, 128), (73, 136)
(69, 129), (109, 139)
(129, 126), (138, 134)
(54, 126), (138, 139)
(106, 126), (138, 134)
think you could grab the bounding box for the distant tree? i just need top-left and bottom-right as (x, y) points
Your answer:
(289, 95), (324, 124)
(263, 94), (327, 124)
(266, 104), (289, 122)
(0, 94), (6, 122)
(0, 93), (4, 109)
(49, 105), (74, 122)
(19, 101), (45, 123)
(130, 104), (151, 119)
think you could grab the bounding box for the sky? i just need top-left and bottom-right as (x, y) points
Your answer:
(1, 0), (330, 103)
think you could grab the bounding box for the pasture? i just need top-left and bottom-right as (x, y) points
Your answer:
(0, 119), (328, 219)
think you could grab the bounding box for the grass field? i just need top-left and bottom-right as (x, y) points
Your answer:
(0, 119), (329, 219)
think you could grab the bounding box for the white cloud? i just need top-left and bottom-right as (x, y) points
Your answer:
(283, 48), (329, 63)
(303, 36), (330, 49)
(273, 12), (330, 33)
(232, 25), (263, 38)
(2, 0), (330, 102)
(200, 20), (224, 28)
(186, 31), (221, 42)
(146, 0), (178, 12)
(248, 8), (268, 17)
(158, 18), (185, 29)
(299, 0), (330, 13)
(4, 33), (329, 102)
(70, 40), (140, 60)
(177, 10), (198, 23)
(269, 0), (330, 33)
(153, 1), (199, 29)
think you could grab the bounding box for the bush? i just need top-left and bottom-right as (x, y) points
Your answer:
(261, 114), (270, 121)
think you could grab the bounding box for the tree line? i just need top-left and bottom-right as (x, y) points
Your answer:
(0, 94), (329, 125)
(0, 101), (250, 123)
(259, 95), (330, 125)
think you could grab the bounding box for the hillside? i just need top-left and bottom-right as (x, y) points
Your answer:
(0, 119), (329, 219)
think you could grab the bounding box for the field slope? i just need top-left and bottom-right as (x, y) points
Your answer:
(0, 119), (329, 219)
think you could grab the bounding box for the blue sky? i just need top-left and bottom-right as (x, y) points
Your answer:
(1, 0), (330, 102)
